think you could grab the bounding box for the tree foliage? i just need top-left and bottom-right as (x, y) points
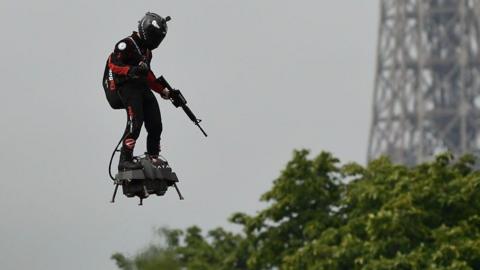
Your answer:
(112, 151), (480, 270)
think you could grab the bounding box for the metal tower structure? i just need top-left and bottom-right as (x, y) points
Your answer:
(367, 0), (480, 165)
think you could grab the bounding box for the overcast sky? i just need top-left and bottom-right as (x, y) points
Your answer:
(0, 1), (378, 269)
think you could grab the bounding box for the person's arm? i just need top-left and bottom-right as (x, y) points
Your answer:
(147, 70), (170, 98)
(108, 39), (147, 77)
(145, 50), (170, 98)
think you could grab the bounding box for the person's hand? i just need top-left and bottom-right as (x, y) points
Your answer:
(160, 87), (170, 99)
(138, 62), (149, 74)
(128, 62), (149, 78)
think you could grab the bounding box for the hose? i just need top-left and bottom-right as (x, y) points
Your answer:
(108, 111), (130, 181)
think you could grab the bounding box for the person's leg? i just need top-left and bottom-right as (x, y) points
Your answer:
(143, 91), (165, 166)
(118, 86), (145, 170)
(144, 90), (162, 156)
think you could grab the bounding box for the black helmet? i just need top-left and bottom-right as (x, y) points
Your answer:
(138, 12), (170, 50)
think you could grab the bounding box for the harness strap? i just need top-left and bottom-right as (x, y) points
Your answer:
(128, 37), (142, 56)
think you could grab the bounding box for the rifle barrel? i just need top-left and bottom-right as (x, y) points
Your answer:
(182, 105), (197, 122)
(196, 123), (208, 137)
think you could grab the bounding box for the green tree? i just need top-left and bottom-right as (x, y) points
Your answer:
(283, 153), (480, 270)
(112, 151), (480, 270)
(233, 150), (343, 269)
(112, 226), (246, 270)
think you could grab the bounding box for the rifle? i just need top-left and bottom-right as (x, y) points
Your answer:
(156, 76), (208, 137)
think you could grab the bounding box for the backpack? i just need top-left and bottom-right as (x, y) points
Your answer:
(102, 55), (125, 110)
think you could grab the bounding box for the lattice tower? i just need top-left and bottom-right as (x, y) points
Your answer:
(368, 0), (480, 165)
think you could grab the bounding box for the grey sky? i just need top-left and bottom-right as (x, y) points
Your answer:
(0, 1), (377, 269)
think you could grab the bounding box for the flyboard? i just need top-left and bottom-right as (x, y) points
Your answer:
(110, 155), (183, 205)
(108, 76), (207, 205)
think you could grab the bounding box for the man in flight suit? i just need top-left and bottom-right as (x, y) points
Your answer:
(104, 12), (171, 170)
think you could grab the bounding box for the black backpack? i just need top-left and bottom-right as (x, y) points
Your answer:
(102, 56), (125, 110)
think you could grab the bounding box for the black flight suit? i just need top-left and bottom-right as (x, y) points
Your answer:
(106, 32), (167, 164)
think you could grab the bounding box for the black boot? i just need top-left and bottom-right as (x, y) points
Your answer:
(118, 149), (143, 171)
(146, 153), (168, 167)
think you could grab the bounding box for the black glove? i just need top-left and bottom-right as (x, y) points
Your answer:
(128, 62), (149, 78)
